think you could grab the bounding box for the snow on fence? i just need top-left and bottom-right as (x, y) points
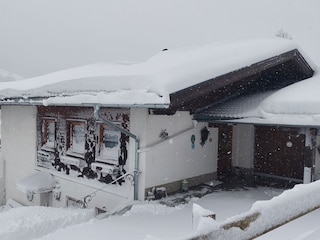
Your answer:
(190, 180), (320, 240)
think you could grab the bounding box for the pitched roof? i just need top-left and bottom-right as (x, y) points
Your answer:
(0, 38), (314, 108)
(155, 49), (314, 114)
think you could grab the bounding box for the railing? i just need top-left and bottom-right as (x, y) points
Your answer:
(189, 180), (320, 240)
(71, 170), (137, 209)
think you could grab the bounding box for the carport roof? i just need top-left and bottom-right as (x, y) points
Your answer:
(194, 73), (320, 127)
(194, 91), (274, 121)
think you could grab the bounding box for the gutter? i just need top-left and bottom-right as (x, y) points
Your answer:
(0, 99), (169, 109)
(93, 105), (140, 201)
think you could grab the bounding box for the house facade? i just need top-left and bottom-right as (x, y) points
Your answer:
(1, 104), (217, 210)
(0, 38), (317, 210)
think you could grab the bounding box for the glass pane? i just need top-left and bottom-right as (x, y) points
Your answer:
(72, 124), (85, 153)
(101, 128), (120, 160)
(104, 130), (119, 148)
(46, 121), (55, 147)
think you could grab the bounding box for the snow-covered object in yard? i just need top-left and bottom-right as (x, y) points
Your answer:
(0, 38), (306, 107)
(0, 206), (95, 240)
(16, 171), (56, 194)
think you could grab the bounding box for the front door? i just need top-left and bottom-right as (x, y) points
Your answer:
(217, 124), (233, 177)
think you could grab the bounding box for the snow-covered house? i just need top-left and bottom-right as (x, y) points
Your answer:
(0, 38), (316, 210)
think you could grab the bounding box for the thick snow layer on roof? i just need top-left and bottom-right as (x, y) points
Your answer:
(225, 71), (320, 126)
(0, 38), (302, 107)
(260, 72), (320, 115)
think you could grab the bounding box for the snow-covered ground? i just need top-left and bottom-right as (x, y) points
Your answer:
(0, 186), (284, 240)
(0, 205), (95, 240)
(1, 181), (320, 239)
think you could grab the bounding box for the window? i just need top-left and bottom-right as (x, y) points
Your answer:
(67, 120), (86, 157)
(66, 196), (85, 208)
(42, 118), (56, 150)
(97, 123), (121, 164)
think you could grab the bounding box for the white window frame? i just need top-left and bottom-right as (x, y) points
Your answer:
(66, 119), (87, 158)
(96, 123), (121, 165)
(41, 117), (56, 151)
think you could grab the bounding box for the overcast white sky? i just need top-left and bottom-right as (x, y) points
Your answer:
(0, 0), (319, 78)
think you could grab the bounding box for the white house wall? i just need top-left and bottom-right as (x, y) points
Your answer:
(129, 108), (148, 201)
(1, 105), (135, 210)
(34, 106), (134, 210)
(231, 124), (255, 169)
(49, 176), (133, 210)
(2, 106), (218, 206)
(1, 105), (38, 206)
(135, 110), (218, 192)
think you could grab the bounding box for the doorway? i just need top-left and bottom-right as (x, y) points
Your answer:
(216, 124), (233, 177)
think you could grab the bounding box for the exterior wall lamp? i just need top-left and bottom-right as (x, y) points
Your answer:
(26, 192), (34, 201)
(53, 184), (62, 201)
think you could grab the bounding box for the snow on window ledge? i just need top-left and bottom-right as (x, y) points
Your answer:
(60, 155), (86, 168)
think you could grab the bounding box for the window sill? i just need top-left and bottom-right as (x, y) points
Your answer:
(41, 146), (55, 152)
(60, 155), (86, 168)
(66, 150), (85, 159)
(91, 162), (119, 175)
(95, 157), (118, 165)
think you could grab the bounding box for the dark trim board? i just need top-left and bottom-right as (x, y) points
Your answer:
(152, 49), (314, 115)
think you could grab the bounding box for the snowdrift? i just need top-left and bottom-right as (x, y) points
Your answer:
(0, 206), (95, 240)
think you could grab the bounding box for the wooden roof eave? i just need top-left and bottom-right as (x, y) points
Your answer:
(151, 49), (314, 115)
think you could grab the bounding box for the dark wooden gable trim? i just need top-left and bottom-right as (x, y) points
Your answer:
(151, 49), (314, 115)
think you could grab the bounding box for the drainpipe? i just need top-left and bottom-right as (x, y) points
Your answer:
(311, 128), (317, 181)
(93, 105), (140, 200)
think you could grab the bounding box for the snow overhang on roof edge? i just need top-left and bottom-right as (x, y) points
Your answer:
(0, 98), (170, 109)
(199, 115), (320, 128)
